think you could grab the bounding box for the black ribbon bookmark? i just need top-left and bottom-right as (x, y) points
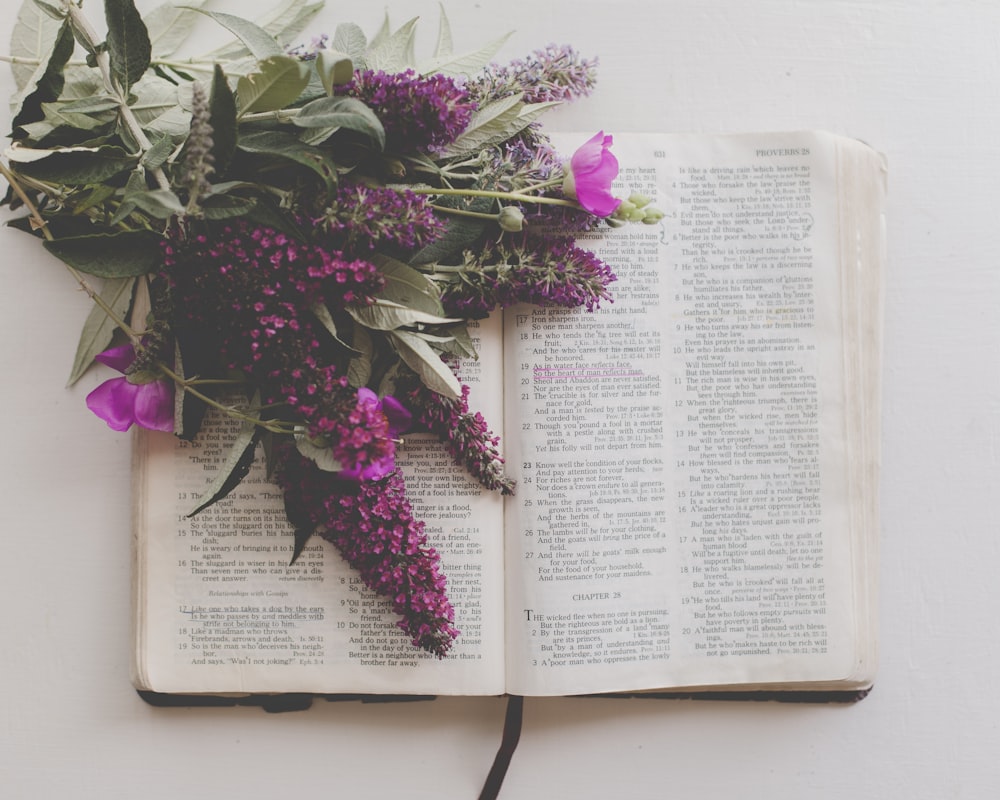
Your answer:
(479, 695), (524, 800)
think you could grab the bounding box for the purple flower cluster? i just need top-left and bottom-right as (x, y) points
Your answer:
(468, 44), (598, 105)
(276, 449), (459, 657)
(405, 379), (515, 496)
(164, 222), (383, 378)
(441, 235), (616, 318)
(338, 69), (474, 153)
(315, 182), (446, 251)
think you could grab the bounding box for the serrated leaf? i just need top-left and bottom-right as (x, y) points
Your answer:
(237, 130), (339, 192)
(433, 4), (453, 58)
(348, 299), (459, 331)
(366, 12), (391, 55)
(291, 96), (384, 149)
(316, 49), (354, 95)
(144, 0), (206, 59)
(370, 253), (444, 316)
(67, 276), (136, 386)
(43, 229), (163, 278)
(332, 22), (367, 63)
(9, 144), (138, 184)
(236, 55), (310, 115)
(389, 329), (461, 399)
(419, 32), (513, 78)
(105, 0), (152, 92)
(195, 8), (284, 60)
(347, 325), (373, 388)
(364, 17), (418, 73)
(189, 407), (262, 516)
(208, 64), (238, 175)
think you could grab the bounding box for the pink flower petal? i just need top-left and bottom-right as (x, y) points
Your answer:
(133, 380), (175, 432)
(94, 343), (136, 373)
(86, 377), (139, 431)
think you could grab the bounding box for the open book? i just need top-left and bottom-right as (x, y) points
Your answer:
(132, 131), (885, 699)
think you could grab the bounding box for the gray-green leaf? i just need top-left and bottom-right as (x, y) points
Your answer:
(316, 49), (354, 95)
(291, 96), (384, 149)
(67, 276), (136, 386)
(189, 405), (262, 516)
(237, 130), (339, 192)
(195, 9), (284, 60)
(44, 229), (163, 278)
(419, 32), (513, 77)
(105, 0), (152, 92)
(237, 55), (310, 115)
(332, 22), (367, 63)
(370, 253), (445, 316)
(364, 17), (418, 73)
(347, 299), (458, 331)
(389, 329), (461, 399)
(144, 0), (206, 59)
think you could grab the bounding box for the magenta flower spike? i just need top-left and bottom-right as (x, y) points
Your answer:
(85, 344), (174, 432)
(564, 131), (622, 217)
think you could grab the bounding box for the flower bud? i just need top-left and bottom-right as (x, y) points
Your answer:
(628, 193), (652, 209)
(498, 206), (525, 232)
(641, 207), (666, 224)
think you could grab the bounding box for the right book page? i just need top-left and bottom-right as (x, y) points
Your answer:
(502, 131), (885, 697)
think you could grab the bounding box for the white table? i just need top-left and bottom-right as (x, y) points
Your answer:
(1, 1), (996, 797)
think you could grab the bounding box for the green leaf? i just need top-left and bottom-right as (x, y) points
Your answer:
(439, 97), (562, 159)
(144, 0), (206, 59)
(9, 11), (71, 131)
(288, 525), (314, 566)
(419, 32), (513, 78)
(128, 187), (186, 218)
(291, 96), (385, 149)
(236, 55), (310, 115)
(195, 9), (284, 60)
(189, 409), (262, 516)
(43, 229), (163, 278)
(142, 133), (175, 169)
(67, 276), (136, 386)
(370, 253), (445, 316)
(105, 0), (152, 92)
(316, 49), (354, 94)
(237, 130), (339, 192)
(310, 304), (362, 354)
(347, 299), (458, 331)
(200, 194), (257, 220)
(332, 22), (367, 63)
(410, 199), (490, 265)
(347, 325), (373, 388)
(9, 0), (65, 93)
(209, 64), (238, 175)
(294, 433), (345, 472)
(389, 329), (461, 399)
(9, 145), (138, 184)
(364, 17), (419, 73)
(128, 75), (188, 136)
(433, 4), (453, 58)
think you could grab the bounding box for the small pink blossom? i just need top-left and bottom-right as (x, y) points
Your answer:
(563, 131), (621, 217)
(85, 344), (174, 432)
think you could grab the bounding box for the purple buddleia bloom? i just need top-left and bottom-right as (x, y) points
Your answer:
(315, 182), (446, 252)
(337, 69), (475, 153)
(332, 388), (412, 481)
(467, 44), (598, 105)
(404, 378), (515, 496)
(440, 234), (616, 318)
(275, 448), (459, 657)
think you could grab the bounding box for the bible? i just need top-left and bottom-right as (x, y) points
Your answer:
(132, 130), (885, 700)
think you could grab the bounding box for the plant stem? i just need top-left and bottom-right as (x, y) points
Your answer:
(411, 185), (579, 208)
(62, 0), (171, 192)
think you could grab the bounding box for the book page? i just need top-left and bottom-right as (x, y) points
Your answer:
(504, 132), (877, 696)
(133, 316), (506, 696)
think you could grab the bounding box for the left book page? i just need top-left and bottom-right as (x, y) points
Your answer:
(132, 316), (506, 697)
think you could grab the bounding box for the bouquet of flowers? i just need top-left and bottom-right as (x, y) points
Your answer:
(2, 0), (661, 656)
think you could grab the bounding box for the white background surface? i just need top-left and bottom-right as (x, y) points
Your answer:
(1, 0), (996, 797)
